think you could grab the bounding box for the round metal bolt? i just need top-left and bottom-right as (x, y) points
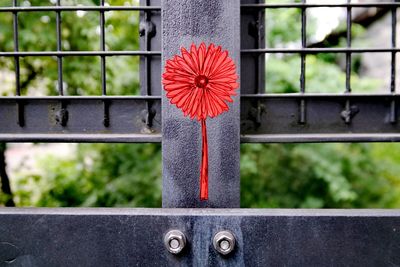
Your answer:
(164, 230), (186, 254)
(213, 230), (236, 255)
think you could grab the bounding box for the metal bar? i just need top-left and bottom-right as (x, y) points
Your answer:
(141, 0), (154, 128)
(299, 0), (307, 124)
(344, 0), (352, 124)
(0, 6), (161, 12)
(241, 93), (400, 98)
(144, 0), (151, 97)
(0, 97), (161, 142)
(99, 0), (109, 127)
(241, 94), (400, 142)
(6, 133), (400, 143)
(140, 0), (162, 96)
(241, 133), (400, 143)
(56, 0), (63, 96)
(55, 0), (68, 127)
(5, 48), (400, 57)
(240, 0), (265, 95)
(99, 1), (106, 96)
(12, 0), (20, 96)
(0, 208), (399, 266)
(0, 134), (161, 143)
(300, 1), (306, 94)
(12, 0), (24, 127)
(3, 94), (400, 142)
(390, 3), (397, 123)
(162, 0), (241, 208)
(0, 96), (161, 100)
(345, 1), (352, 94)
(241, 48), (400, 53)
(241, 2), (400, 8)
(256, 5), (264, 94)
(0, 51), (160, 56)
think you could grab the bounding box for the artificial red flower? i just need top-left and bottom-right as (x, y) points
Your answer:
(163, 42), (238, 120)
(162, 42), (239, 201)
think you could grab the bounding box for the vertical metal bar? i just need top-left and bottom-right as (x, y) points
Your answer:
(13, 0), (24, 127)
(240, 0), (265, 95)
(144, 0), (151, 98)
(143, 0), (154, 127)
(56, 0), (63, 96)
(139, 0), (160, 128)
(344, 0), (352, 124)
(56, 0), (68, 127)
(162, 0), (240, 208)
(100, 0), (109, 127)
(299, 0), (306, 124)
(256, 7), (264, 94)
(255, 2), (265, 126)
(390, 3), (397, 123)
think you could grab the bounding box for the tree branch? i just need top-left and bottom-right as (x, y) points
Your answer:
(0, 143), (15, 207)
(308, 7), (390, 48)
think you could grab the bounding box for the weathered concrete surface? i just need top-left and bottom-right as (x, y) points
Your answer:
(162, 0), (240, 208)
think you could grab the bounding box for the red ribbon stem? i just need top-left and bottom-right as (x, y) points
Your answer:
(200, 119), (209, 200)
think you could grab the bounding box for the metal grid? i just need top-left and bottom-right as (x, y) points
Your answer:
(0, 0), (162, 142)
(240, 1), (400, 142)
(1, 1), (400, 142)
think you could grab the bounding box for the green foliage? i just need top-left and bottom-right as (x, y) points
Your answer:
(241, 143), (400, 208)
(14, 144), (162, 207)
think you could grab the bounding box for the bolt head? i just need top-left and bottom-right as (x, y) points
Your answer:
(164, 230), (186, 254)
(213, 230), (236, 255)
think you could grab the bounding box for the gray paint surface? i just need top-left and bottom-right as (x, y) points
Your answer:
(162, 0), (240, 208)
(1, 208), (400, 266)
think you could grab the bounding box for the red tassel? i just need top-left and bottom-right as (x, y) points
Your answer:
(200, 119), (208, 200)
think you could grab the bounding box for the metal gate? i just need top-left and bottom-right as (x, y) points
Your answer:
(1, 0), (400, 266)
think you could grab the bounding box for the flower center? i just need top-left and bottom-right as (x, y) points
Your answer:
(194, 75), (209, 89)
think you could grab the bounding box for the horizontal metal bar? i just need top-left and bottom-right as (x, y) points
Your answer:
(242, 48), (400, 54)
(241, 3), (400, 9)
(16, 47), (393, 57)
(4, 133), (399, 143)
(0, 208), (399, 266)
(0, 97), (161, 143)
(2, 95), (400, 143)
(241, 93), (400, 98)
(2, 208), (400, 216)
(0, 51), (161, 57)
(0, 96), (161, 100)
(0, 6), (161, 12)
(0, 134), (161, 143)
(241, 94), (400, 143)
(241, 133), (400, 143)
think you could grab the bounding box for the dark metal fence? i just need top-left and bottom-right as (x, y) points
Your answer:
(0, 0), (162, 142)
(1, 0), (400, 266)
(3, 1), (400, 143)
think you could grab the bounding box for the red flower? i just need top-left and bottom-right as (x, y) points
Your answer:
(162, 42), (238, 120)
(162, 42), (239, 201)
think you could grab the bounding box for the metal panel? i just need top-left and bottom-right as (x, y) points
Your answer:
(161, 0), (241, 208)
(139, 0), (161, 129)
(140, 0), (162, 97)
(2, 2), (399, 144)
(0, 208), (399, 266)
(240, 0), (265, 95)
(0, 97), (161, 142)
(241, 94), (400, 143)
(2, 94), (400, 143)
